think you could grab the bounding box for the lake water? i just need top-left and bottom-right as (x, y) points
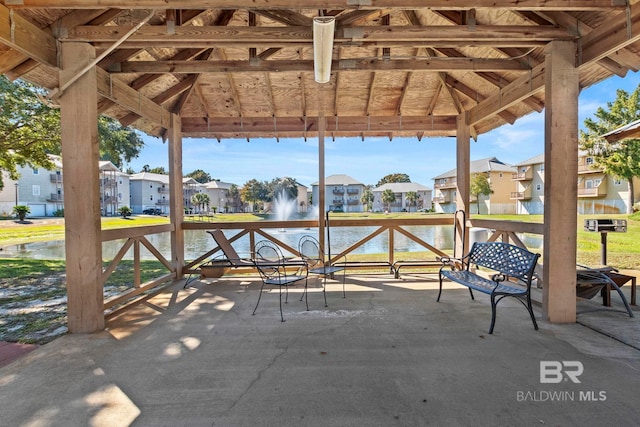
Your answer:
(0, 225), (543, 261)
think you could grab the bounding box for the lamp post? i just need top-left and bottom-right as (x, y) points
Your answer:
(14, 182), (18, 206)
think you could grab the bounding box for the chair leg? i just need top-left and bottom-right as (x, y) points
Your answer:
(323, 275), (328, 307)
(526, 295), (539, 330)
(437, 273), (443, 302)
(253, 282), (266, 316)
(304, 278), (309, 311)
(489, 294), (498, 334)
(279, 285), (285, 322)
(468, 288), (475, 300)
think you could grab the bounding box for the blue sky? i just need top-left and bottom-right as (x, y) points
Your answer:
(127, 72), (639, 188)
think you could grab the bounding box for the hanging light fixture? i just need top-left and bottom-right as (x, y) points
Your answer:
(313, 16), (335, 84)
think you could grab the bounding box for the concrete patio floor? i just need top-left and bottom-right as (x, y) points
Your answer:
(1, 273), (639, 426)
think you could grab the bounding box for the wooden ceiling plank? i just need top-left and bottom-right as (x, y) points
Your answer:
(335, 9), (393, 26)
(117, 58), (531, 74)
(1, 1), (623, 11)
(580, 5), (640, 69)
(0, 4), (57, 67)
(254, 9), (313, 26)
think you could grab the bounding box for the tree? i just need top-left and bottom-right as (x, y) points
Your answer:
(377, 173), (410, 187)
(186, 169), (213, 184)
(0, 76), (144, 189)
(147, 166), (167, 174)
(470, 173), (493, 214)
(361, 186), (374, 211)
(241, 179), (267, 212)
(405, 191), (420, 212)
(381, 189), (396, 212)
(97, 116), (144, 169)
(579, 85), (640, 213)
(118, 206), (132, 218)
(227, 184), (243, 213)
(270, 177), (299, 200)
(0, 76), (59, 189)
(191, 192), (210, 213)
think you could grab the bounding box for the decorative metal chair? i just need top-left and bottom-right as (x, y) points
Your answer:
(298, 235), (346, 304)
(252, 240), (308, 322)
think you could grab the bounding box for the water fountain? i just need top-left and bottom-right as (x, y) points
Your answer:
(273, 190), (297, 230)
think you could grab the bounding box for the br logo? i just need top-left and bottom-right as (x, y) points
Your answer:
(540, 361), (584, 384)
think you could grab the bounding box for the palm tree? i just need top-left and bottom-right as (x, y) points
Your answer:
(191, 192), (210, 214)
(381, 189), (396, 212)
(405, 191), (420, 212)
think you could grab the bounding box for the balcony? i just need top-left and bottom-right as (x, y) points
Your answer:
(578, 163), (603, 174)
(347, 199), (360, 205)
(101, 178), (117, 188)
(47, 193), (64, 202)
(434, 179), (456, 189)
(332, 188), (345, 195)
(333, 198), (344, 204)
(158, 187), (170, 194)
(346, 188), (359, 195)
(432, 195), (450, 204)
(156, 199), (170, 205)
(510, 190), (532, 200)
(578, 186), (607, 198)
(511, 169), (533, 181)
(49, 174), (62, 183)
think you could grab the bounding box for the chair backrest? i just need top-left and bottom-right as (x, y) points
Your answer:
(254, 240), (285, 279)
(299, 235), (322, 268)
(208, 229), (242, 261)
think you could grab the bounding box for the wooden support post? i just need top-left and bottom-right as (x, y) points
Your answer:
(59, 43), (104, 333)
(168, 113), (185, 278)
(455, 112), (471, 257)
(543, 40), (579, 323)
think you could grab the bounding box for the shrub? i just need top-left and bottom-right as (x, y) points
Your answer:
(12, 205), (30, 221)
(53, 209), (64, 217)
(118, 206), (133, 218)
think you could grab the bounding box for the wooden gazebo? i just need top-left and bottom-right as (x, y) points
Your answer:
(1, 1), (639, 332)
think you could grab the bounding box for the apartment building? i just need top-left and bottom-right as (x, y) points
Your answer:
(201, 180), (233, 213)
(576, 153), (640, 214)
(311, 174), (365, 213)
(0, 156), (129, 217)
(372, 182), (432, 212)
(511, 154), (545, 214)
(129, 172), (199, 215)
(432, 157), (515, 214)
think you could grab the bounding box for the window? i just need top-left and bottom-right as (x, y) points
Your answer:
(150, 184), (153, 188)
(539, 164), (544, 172)
(150, 195), (153, 201)
(32, 168), (39, 175)
(594, 179), (601, 187)
(499, 173), (503, 178)
(521, 167), (527, 173)
(118, 192), (122, 200)
(536, 184), (542, 191)
(614, 179), (622, 186)
(585, 180), (593, 189)
(586, 157), (594, 165)
(32, 185), (40, 196)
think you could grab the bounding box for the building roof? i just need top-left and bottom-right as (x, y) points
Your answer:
(98, 161), (120, 172)
(373, 182), (431, 193)
(203, 180), (235, 190)
(515, 154), (544, 167)
(603, 119), (640, 143)
(432, 157), (514, 179)
(130, 172), (170, 184)
(2, 3), (638, 141)
(311, 174), (364, 186)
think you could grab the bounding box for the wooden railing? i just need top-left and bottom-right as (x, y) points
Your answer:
(101, 224), (176, 313)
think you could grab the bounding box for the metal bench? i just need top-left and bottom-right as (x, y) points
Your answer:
(437, 241), (541, 334)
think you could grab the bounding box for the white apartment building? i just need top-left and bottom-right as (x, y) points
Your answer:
(372, 182), (432, 212)
(311, 174), (365, 213)
(0, 156), (129, 217)
(129, 172), (199, 215)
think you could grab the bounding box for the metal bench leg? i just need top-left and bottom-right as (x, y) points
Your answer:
(489, 294), (498, 334)
(526, 295), (539, 330)
(437, 273), (444, 301)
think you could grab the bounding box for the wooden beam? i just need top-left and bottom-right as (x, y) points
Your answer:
(95, 67), (171, 129)
(543, 40), (579, 324)
(181, 115), (457, 134)
(62, 24), (576, 47)
(468, 63), (546, 126)
(2, 1), (623, 11)
(168, 113), (184, 278)
(579, 3), (640, 68)
(0, 4), (57, 67)
(115, 58), (531, 74)
(59, 42), (104, 333)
